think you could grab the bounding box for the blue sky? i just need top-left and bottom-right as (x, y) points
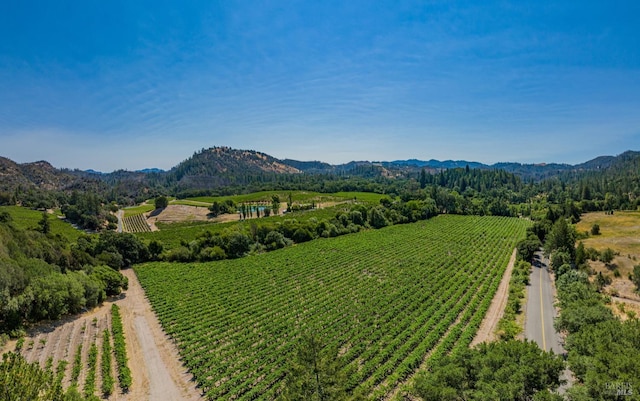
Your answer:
(1, 1), (639, 171)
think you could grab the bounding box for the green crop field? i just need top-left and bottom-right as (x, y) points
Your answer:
(135, 215), (529, 400)
(136, 220), (237, 248)
(123, 203), (155, 217)
(0, 206), (82, 242)
(136, 203), (359, 250)
(186, 190), (387, 205)
(170, 199), (211, 207)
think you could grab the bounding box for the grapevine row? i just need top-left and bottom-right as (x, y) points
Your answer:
(123, 213), (152, 233)
(136, 215), (529, 399)
(111, 304), (132, 391)
(101, 329), (115, 396)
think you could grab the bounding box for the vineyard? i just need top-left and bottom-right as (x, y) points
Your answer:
(123, 213), (152, 233)
(135, 215), (530, 400)
(4, 304), (131, 400)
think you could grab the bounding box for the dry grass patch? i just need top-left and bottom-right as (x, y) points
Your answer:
(576, 211), (640, 303)
(575, 211), (640, 255)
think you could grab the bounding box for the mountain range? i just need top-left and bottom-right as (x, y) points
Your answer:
(1, 146), (638, 193)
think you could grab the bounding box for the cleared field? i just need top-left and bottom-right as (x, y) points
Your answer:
(171, 199), (211, 207)
(135, 215), (529, 400)
(575, 211), (640, 256)
(0, 205), (82, 241)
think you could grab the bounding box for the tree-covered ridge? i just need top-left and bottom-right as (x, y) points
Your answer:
(167, 146), (301, 187)
(1, 146), (639, 210)
(0, 157), (91, 194)
(0, 147), (637, 245)
(0, 212), (132, 334)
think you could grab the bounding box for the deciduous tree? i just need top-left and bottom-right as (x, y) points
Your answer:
(154, 196), (169, 210)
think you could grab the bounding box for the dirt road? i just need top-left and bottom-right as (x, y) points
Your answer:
(117, 210), (124, 233)
(1, 268), (202, 401)
(118, 269), (203, 401)
(470, 248), (517, 346)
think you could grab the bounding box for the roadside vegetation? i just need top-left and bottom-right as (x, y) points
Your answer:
(495, 260), (531, 340)
(0, 210), (129, 335)
(515, 206), (640, 400)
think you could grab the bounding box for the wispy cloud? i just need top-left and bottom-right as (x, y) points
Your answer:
(0, 1), (638, 170)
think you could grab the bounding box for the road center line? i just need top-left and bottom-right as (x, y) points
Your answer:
(540, 266), (546, 350)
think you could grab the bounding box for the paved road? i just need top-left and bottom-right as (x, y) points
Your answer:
(525, 252), (564, 354)
(525, 252), (573, 393)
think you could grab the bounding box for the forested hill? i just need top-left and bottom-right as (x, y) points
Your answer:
(165, 146), (301, 189)
(0, 147), (638, 200)
(385, 150), (640, 180)
(0, 157), (97, 193)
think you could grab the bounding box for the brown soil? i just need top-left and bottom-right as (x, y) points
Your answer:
(470, 248), (517, 346)
(117, 269), (203, 401)
(144, 201), (344, 229)
(1, 270), (203, 401)
(146, 204), (213, 225)
(611, 296), (640, 321)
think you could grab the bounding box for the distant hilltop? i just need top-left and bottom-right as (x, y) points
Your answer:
(0, 147), (638, 193)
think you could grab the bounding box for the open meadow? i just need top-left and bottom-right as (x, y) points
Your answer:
(575, 211), (640, 315)
(0, 206), (82, 242)
(135, 215), (529, 400)
(575, 211), (640, 256)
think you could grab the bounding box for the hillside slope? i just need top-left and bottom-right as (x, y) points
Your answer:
(1, 147), (638, 195)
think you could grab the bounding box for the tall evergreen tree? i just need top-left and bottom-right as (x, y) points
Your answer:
(419, 168), (427, 189)
(280, 333), (350, 401)
(38, 212), (50, 235)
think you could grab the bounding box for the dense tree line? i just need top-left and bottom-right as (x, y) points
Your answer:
(163, 198), (439, 262)
(535, 216), (640, 400)
(61, 191), (118, 230)
(3, 150), (638, 230)
(160, 167), (617, 264)
(0, 215), (136, 335)
(412, 340), (564, 400)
